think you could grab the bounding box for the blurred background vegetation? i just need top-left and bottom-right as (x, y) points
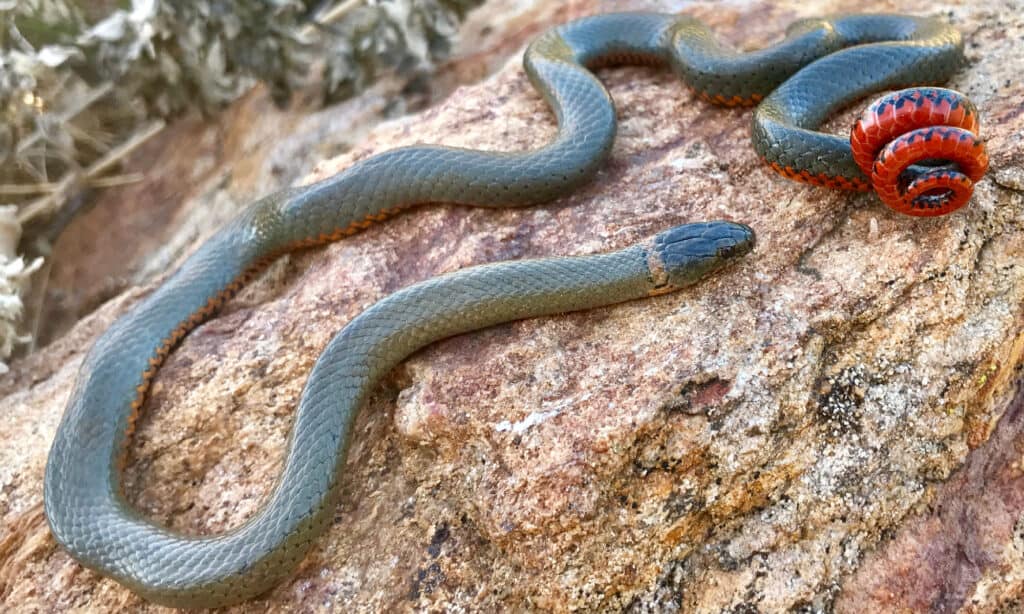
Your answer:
(0, 0), (484, 372)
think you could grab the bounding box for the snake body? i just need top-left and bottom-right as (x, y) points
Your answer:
(45, 12), (980, 607)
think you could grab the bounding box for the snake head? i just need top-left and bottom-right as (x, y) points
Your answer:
(649, 221), (755, 291)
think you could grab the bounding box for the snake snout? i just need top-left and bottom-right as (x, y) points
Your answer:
(652, 222), (754, 288)
(713, 222), (756, 259)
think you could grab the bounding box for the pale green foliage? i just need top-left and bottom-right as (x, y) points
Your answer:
(2, 0), (484, 201)
(0, 205), (41, 372)
(321, 0), (484, 102)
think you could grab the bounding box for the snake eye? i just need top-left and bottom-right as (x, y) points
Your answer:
(716, 232), (755, 259)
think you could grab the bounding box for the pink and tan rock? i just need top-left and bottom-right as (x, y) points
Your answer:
(2, 0), (1024, 611)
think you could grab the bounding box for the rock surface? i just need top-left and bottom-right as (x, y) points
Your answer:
(2, 0), (1024, 612)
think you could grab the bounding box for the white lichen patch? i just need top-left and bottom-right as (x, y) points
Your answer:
(494, 393), (588, 435)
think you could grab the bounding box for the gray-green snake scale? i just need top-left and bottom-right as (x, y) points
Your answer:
(45, 11), (968, 607)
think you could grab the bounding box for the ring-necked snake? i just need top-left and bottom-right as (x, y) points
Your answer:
(44, 12), (988, 607)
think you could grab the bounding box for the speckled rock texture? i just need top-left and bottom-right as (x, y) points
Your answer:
(2, 0), (1023, 612)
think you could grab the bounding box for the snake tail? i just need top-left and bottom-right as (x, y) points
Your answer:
(850, 88), (989, 216)
(750, 15), (987, 215)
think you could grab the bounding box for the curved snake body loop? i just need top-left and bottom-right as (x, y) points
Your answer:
(850, 87), (988, 214)
(46, 12), (982, 607)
